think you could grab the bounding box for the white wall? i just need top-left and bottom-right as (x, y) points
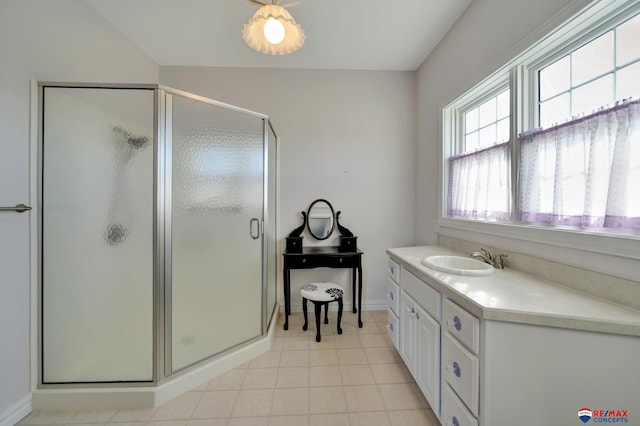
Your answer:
(0, 0), (158, 421)
(160, 67), (417, 310)
(414, 0), (640, 280)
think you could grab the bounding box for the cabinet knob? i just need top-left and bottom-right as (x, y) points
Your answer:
(387, 323), (394, 332)
(389, 265), (395, 274)
(453, 361), (461, 378)
(447, 316), (462, 331)
(301, 258), (307, 263)
(387, 292), (394, 301)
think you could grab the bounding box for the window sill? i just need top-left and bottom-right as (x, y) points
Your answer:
(437, 217), (640, 261)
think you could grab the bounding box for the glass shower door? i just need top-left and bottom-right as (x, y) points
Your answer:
(168, 93), (265, 372)
(41, 86), (154, 383)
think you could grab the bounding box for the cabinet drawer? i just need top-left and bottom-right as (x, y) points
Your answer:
(386, 309), (400, 350)
(402, 269), (441, 320)
(441, 383), (478, 426)
(443, 299), (479, 354)
(286, 254), (356, 269)
(387, 258), (400, 283)
(442, 332), (479, 416)
(387, 278), (400, 315)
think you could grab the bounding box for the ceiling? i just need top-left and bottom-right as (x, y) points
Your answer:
(84, 0), (473, 71)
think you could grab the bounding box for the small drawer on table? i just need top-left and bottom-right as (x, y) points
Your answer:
(386, 309), (400, 350)
(387, 278), (400, 315)
(441, 383), (478, 426)
(443, 298), (479, 354)
(442, 332), (479, 416)
(387, 258), (400, 283)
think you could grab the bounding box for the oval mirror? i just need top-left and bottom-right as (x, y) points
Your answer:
(307, 199), (335, 240)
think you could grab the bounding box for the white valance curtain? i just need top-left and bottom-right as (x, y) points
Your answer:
(519, 99), (640, 230)
(447, 142), (511, 221)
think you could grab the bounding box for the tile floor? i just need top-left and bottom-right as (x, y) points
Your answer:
(19, 310), (439, 426)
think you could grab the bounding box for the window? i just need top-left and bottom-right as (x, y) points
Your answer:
(537, 12), (640, 127)
(443, 1), (640, 235)
(447, 88), (511, 221)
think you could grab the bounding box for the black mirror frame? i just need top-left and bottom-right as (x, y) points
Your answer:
(306, 199), (335, 240)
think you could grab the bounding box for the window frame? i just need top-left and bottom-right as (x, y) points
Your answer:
(439, 0), (640, 261)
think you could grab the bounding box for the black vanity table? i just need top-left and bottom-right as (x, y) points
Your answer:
(282, 246), (363, 330)
(282, 199), (363, 331)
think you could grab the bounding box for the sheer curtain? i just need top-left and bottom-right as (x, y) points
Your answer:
(519, 99), (640, 230)
(447, 142), (511, 221)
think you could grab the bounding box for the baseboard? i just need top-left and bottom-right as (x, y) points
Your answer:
(0, 394), (32, 426)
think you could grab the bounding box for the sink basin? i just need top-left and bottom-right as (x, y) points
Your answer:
(421, 255), (494, 276)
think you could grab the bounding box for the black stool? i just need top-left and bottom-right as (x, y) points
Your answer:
(300, 282), (344, 342)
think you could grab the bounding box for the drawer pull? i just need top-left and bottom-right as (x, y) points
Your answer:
(387, 292), (394, 301)
(453, 416), (460, 426)
(389, 265), (395, 274)
(454, 316), (462, 331)
(387, 323), (394, 332)
(453, 361), (461, 378)
(301, 258), (307, 263)
(448, 316), (463, 331)
(416, 311), (420, 320)
(339, 258), (344, 263)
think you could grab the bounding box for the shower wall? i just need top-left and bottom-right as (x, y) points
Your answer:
(40, 84), (277, 385)
(42, 87), (155, 382)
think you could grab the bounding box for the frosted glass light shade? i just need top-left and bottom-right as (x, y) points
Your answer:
(242, 4), (305, 55)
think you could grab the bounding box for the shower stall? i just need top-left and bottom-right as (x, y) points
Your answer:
(37, 83), (277, 398)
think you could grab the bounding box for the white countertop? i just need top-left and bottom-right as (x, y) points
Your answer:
(387, 246), (640, 337)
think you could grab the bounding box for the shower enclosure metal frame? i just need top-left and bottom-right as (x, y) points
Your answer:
(37, 83), (278, 387)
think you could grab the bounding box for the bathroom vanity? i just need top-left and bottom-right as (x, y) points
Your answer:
(386, 246), (640, 426)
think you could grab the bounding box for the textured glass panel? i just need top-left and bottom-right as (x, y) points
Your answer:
(571, 32), (613, 86)
(540, 93), (570, 128)
(479, 97), (496, 127)
(171, 95), (264, 372)
(572, 75), (613, 116)
(465, 108), (479, 133)
(616, 13), (640, 66)
(540, 56), (570, 101)
(42, 87), (154, 383)
(616, 62), (640, 101)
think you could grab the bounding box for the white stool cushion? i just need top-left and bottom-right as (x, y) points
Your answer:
(300, 282), (344, 302)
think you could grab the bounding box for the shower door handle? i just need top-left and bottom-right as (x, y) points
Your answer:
(0, 203), (32, 213)
(249, 218), (260, 240)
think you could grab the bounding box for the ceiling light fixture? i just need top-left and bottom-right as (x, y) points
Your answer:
(242, 0), (305, 55)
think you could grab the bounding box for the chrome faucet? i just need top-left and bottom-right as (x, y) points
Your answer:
(471, 248), (508, 269)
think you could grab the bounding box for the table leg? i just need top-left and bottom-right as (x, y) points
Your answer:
(284, 268), (290, 330)
(357, 265), (363, 328)
(352, 267), (357, 314)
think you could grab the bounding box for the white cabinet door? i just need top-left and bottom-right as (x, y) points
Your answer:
(415, 304), (441, 417)
(399, 290), (417, 372)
